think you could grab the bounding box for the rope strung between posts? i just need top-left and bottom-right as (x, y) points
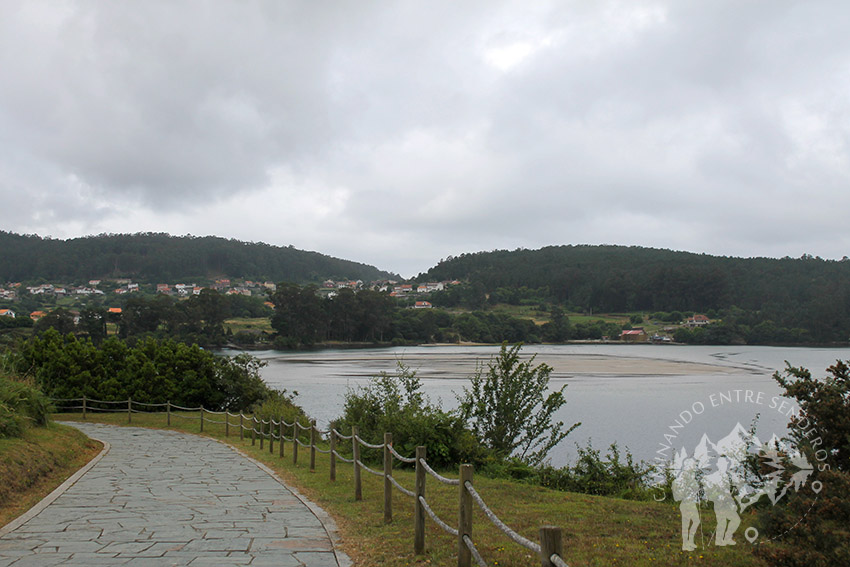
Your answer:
(356, 459), (384, 478)
(333, 451), (354, 464)
(132, 401), (169, 407)
(170, 403), (202, 411)
(171, 413), (201, 420)
(465, 481), (541, 554)
(550, 553), (570, 567)
(354, 435), (385, 450)
(333, 428), (353, 440)
(388, 444), (416, 463)
(418, 495), (459, 536)
(388, 475), (415, 498)
(315, 447), (331, 454)
(463, 535), (489, 567)
(419, 458), (460, 485)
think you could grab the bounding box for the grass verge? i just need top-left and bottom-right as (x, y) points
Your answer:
(52, 411), (768, 567)
(0, 422), (102, 527)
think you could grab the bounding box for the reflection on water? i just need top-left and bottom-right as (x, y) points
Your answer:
(222, 344), (849, 467)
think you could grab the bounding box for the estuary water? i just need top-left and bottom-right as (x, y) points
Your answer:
(223, 344), (849, 467)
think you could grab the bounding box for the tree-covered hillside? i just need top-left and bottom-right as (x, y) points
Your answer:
(0, 232), (395, 284)
(421, 245), (850, 342)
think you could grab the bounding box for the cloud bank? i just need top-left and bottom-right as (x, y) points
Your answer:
(1, 1), (848, 276)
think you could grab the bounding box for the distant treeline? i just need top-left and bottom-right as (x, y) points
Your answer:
(422, 246), (850, 343)
(30, 290), (271, 347)
(268, 284), (618, 347)
(0, 231), (395, 284)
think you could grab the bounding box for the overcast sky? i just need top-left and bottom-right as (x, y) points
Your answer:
(1, 1), (849, 277)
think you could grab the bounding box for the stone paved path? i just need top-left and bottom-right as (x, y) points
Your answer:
(0, 423), (350, 566)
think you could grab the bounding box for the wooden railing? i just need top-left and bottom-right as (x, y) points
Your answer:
(53, 396), (569, 567)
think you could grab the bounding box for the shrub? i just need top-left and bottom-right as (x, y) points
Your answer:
(535, 443), (656, 500)
(458, 342), (579, 465)
(334, 362), (488, 469)
(753, 361), (850, 566)
(0, 372), (52, 438)
(249, 389), (312, 442)
(14, 329), (274, 411)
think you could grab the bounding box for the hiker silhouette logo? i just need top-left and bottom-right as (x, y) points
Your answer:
(653, 390), (827, 550)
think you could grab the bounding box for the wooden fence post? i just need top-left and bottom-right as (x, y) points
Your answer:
(269, 421), (274, 454)
(82, 396), (87, 421)
(239, 414), (243, 440)
(539, 526), (563, 567)
(458, 464), (474, 567)
(330, 429), (337, 482)
(309, 421), (317, 471)
(384, 432), (392, 524)
(167, 401), (171, 426)
(260, 419), (264, 450)
(200, 406), (204, 433)
(292, 422), (299, 465)
(414, 446), (426, 554)
(128, 398), (132, 424)
(279, 421), (284, 458)
(252, 418), (256, 446)
(225, 413), (229, 437)
(353, 426), (362, 501)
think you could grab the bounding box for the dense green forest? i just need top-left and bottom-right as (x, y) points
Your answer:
(0, 231), (395, 283)
(421, 246), (850, 343)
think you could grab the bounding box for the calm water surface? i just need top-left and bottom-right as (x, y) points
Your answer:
(223, 344), (849, 466)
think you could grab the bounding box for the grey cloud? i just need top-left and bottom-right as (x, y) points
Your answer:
(1, 1), (850, 274)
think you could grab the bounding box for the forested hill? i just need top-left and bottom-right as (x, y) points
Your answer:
(0, 232), (396, 283)
(421, 245), (850, 342)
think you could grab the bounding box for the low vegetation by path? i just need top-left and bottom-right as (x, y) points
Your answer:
(51, 411), (767, 567)
(0, 422), (101, 527)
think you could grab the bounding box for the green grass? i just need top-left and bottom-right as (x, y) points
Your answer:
(225, 317), (273, 334)
(53, 411), (766, 567)
(0, 422), (102, 527)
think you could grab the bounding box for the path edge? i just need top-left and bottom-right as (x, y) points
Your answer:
(225, 442), (354, 567)
(0, 424), (111, 538)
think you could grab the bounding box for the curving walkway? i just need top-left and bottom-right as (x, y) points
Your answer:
(0, 423), (351, 566)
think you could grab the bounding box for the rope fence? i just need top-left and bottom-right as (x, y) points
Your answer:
(52, 395), (568, 567)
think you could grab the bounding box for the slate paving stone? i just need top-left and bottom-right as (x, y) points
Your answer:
(0, 423), (349, 566)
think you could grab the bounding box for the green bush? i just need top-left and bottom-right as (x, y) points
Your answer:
(251, 389), (312, 441)
(334, 362), (488, 469)
(531, 443), (655, 500)
(458, 342), (579, 466)
(753, 361), (850, 566)
(14, 329), (274, 411)
(0, 373), (53, 438)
